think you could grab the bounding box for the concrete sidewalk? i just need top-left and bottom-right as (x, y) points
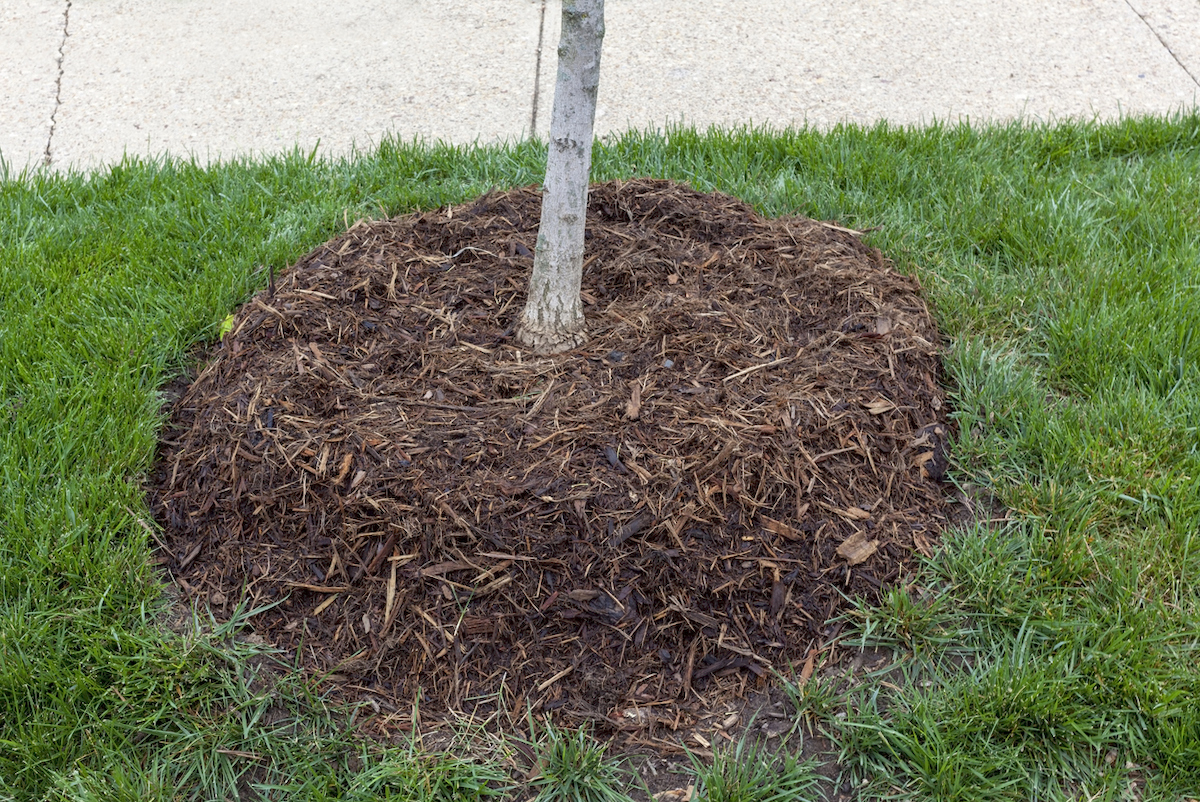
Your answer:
(3, 0), (1199, 173)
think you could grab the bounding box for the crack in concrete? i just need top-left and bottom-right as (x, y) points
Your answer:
(44, 0), (72, 168)
(530, 0), (547, 136)
(1124, 0), (1200, 90)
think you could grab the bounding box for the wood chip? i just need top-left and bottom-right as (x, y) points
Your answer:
(624, 381), (642, 420)
(761, 516), (801, 541)
(652, 787), (696, 802)
(286, 582), (349, 593)
(312, 594), (339, 616)
(419, 561), (473, 578)
(836, 531), (879, 566)
(798, 648), (816, 689)
(536, 664), (574, 692)
(839, 506), (872, 521)
(863, 398), (896, 415)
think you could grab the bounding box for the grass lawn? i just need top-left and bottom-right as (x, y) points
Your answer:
(2, 115), (1199, 801)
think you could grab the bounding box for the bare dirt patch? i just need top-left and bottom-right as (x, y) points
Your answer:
(148, 178), (952, 737)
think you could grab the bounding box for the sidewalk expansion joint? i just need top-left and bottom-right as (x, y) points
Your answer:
(1123, 0), (1200, 90)
(44, 0), (72, 168)
(530, 0), (547, 136)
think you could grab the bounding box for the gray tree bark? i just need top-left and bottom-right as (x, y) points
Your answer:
(517, 0), (605, 354)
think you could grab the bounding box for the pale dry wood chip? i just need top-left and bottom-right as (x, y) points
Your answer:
(836, 531), (879, 565)
(384, 560), (398, 624)
(839, 506), (872, 521)
(761, 515), (801, 541)
(624, 381), (642, 420)
(286, 582), (350, 593)
(312, 594), (339, 616)
(334, 452), (354, 483)
(536, 664), (574, 692)
(419, 561), (474, 578)
(864, 398), (897, 415)
(471, 559), (514, 585)
(474, 574), (512, 597)
(623, 456), (654, 485)
(798, 648), (816, 689)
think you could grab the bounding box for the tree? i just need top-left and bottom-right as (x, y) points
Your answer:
(517, 0), (605, 354)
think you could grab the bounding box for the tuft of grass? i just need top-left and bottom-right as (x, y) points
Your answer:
(518, 721), (632, 802)
(688, 736), (823, 802)
(834, 521), (1200, 800)
(338, 747), (506, 802)
(15, 601), (506, 801)
(777, 667), (845, 737)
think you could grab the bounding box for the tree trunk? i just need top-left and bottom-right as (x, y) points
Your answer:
(517, 0), (605, 354)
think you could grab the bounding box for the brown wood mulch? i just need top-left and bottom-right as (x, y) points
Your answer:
(147, 178), (953, 732)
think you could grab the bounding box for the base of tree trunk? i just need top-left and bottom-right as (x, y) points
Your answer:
(516, 321), (588, 354)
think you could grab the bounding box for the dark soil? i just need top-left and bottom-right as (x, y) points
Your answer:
(148, 178), (953, 735)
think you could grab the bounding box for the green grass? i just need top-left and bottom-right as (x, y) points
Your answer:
(2, 113), (1200, 800)
(689, 736), (823, 802)
(518, 721), (632, 802)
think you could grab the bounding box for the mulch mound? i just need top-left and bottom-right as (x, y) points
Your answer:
(148, 178), (952, 729)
